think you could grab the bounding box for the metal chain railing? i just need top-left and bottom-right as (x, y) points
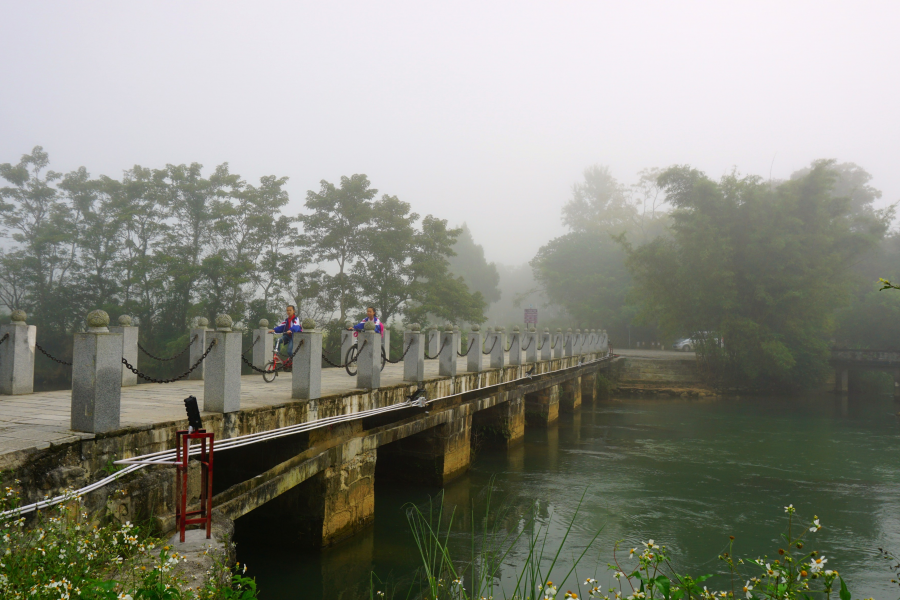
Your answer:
(122, 339), (217, 384)
(521, 336), (533, 351)
(36, 342), (72, 366)
(138, 335), (198, 362)
(424, 338), (448, 360)
(482, 336), (498, 355)
(457, 339), (474, 357)
(0, 332), (9, 346)
(242, 335), (260, 357)
(386, 339), (415, 364)
(321, 352), (345, 368)
(551, 335), (559, 350)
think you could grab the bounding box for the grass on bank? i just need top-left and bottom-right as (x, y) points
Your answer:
(0, 483), (259, 600)
(375, 489), (875, 600)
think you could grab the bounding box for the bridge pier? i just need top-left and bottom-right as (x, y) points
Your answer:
(525, 385), (559, 426)
(834, 368), (848, 394)
(559, 376), (582, 412)
(321, 438), (377, 546)
(376, 407), (472, 486)
(581, 372), (595, 404)
(472, 393), (525, 449)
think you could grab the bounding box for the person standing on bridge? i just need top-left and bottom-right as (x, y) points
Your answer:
(269, 305), (302, 356)
(348, 306), (384, 339)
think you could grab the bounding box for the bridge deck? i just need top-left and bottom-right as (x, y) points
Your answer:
(0, 354), (503, 457)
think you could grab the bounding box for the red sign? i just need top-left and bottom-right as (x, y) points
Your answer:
(524, 309), (538, 324)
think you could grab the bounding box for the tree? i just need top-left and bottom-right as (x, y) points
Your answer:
(353, 194), (419, 324)
(446, 223), (501, 306)
(299, 175), (376, 324)
(405, 216), (487, 326)
(627, 161), (891, 389)
(530, 165), (659, 340)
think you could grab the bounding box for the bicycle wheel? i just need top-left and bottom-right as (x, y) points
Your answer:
(262, 361), (277, 383)
(380, 347), (386, 371)
(345, 345), (359, 376)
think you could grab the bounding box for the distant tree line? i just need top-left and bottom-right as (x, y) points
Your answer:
(530, 160), (897, 390)
(0, 146), (486, 387)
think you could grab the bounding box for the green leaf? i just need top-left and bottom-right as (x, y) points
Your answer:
(839, 576), (851, 600)
(653, 575), (671, 599)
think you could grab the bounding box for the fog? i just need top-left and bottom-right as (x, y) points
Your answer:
(2, 1), (897, 266)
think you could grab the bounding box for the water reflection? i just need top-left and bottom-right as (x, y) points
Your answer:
(236, 393), (900, 599)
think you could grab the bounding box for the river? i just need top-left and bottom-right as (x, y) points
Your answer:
(236, 392), (900, 599)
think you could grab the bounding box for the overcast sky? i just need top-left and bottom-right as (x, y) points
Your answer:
(2, 1), (897, 265)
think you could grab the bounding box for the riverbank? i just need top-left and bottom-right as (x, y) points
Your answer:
(611, 348), (715, 397)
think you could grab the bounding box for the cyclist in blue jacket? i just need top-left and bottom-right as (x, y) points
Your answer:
(348, 306), (384, 338)
(269, 305), (302, 356)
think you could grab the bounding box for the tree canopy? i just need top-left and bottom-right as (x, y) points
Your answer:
(626, 161), (892, 389)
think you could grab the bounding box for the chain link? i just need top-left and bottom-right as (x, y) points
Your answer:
(0, 333), (9, 346)
(521, 336), (533, 351)
(321, 352), (345, 368)
(482, 337), (498, 355)
(35, 342), (72, 366)
(424, 338), (447, 360)
(456, 338), (474, 357)
(242, 335), (260, 357)
(386, 339), (415, 364)
(122, 338), (217, 384)
(138, 335), (198, 362)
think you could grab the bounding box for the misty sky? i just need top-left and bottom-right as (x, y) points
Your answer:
(2, 1), (897, 265)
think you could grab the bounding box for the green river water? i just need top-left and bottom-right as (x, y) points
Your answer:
(236, 392), (900, 599)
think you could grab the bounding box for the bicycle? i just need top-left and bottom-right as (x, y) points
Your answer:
(344, 342), (387, 376)
(262, 337), (294, 383)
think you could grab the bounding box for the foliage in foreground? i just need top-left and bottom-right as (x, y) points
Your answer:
(0, 484), (257, 600)
(376, 491), (874, 600)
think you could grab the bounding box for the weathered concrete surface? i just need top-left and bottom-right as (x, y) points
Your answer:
(559, 376), (582, 412)
(524, 385), (559, 426)
(615, 352), (713, 396)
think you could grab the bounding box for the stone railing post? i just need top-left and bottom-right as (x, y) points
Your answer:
(0, 310), (35, 395)
(575, 329), (583, 355)
(71, 310), (122, 433)
(293, 319), (321, 400)
(525, 326), (538, 363)
(601, 329), (609, 355)
(427, 327), (439, 357)
(540, 327), (552, 361)
(490, 327), (505, 369)
(554, 328), (565, 359)
(467, 325), (482, 372)
(341, 322), (354, 367)
(439, 324), (456, 376)
(454, 325), (461, 355)
(587, 329), (595, 352)
(564, 328), (575, 357)
(404, 324), (425, 382)
(509, 326), (522, 365)
(383, 327), (391, 362)
(109, 315), (138, 387)
(205, 314), (241, 413)
(357, 321), (381, 389)
(187, 317), (210, 380)
(253, 320), (273, 372)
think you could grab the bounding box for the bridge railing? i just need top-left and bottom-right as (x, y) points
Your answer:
(0, 307), (611, 435)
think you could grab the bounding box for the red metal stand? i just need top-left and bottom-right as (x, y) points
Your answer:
(175, 429), (214, 543)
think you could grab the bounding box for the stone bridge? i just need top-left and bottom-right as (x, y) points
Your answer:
(0, 312), (613, 550)
(830, 348), (900, 396)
